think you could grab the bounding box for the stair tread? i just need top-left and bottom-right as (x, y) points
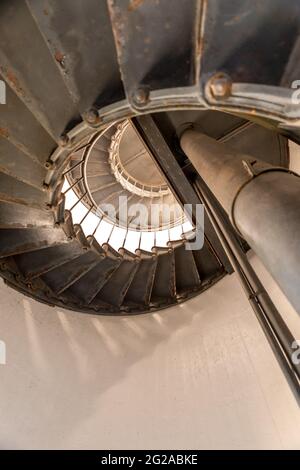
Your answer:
(27, 0), (125, 112)
(0, 227), (68, 258)
(15, 240), (84, 280)
(66, 256), (121, 305)
(0, 1), (79, 140)
(124, 255), (157, 306)
(41, 250), (100, 295)
(0, 201), (53, 229)
(151, 249), (176, 302)
(174, 244), (201, 293)
(0, 137), (46, 188)
(0, 172), (46, 208)
(0, 82), (56, 164)
(96, 258), (139, 307)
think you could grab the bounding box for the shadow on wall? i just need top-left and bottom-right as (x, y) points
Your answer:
(0, 279), (204, 449)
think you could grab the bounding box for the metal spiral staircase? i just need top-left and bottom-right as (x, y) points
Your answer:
(0, 0), (296, 314)
(0, 0), (300, 396)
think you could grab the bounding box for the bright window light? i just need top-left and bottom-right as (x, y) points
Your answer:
(124, 230), (141, 253)
(71, 201), (89, 225)
(140, 231), (155, 252)
(64, 188), (78, 211)
(155, 229), (169, 247)
(109, 226), (127, 251)
(81, 212), (100, 236)
(95, 219), (113, 245)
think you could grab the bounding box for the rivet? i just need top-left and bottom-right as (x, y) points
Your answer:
(208, 73), (232, 99)
(132, 87), (150, 106)
(84, 108), (100, 125)
(58, 134), (70, 147)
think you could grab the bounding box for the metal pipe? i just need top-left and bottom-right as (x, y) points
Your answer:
(181, 129), (300, 314)
(194, 179), (300, 403)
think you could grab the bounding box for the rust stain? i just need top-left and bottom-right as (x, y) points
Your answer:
(128, 0), (144, 12)
(0, 67), (24, 97)
(6, 69), (24, 96)
(107, 1), (126, 55)
(54, 50), (66, 68)
(0, 127), (9, 138)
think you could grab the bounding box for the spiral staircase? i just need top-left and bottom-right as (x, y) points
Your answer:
(0, 0), (299, 319)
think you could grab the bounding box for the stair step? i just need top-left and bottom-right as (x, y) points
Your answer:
(0, 1), (79, 140)
(85, 161), (110, 175)
(41, 250), (101, 295)
(107, 0), (197, 105)
(91, 182), (122, 204)
(0, 172), (46, 208)
(151, 249), (176, 303)
(174, 244), (201, 294)
(66, 256), (121, 305)
(124, 254), (157, 307)
(0, 82), (56, 164)
(15, 240), (85, 280)
(192, 242), (224, 283)
(87, 174), (115, 193)
(96, 258), (139, 307)
(0, 201), (53, 229)
(27, 0), (124, 112)
(0, 227), (67, 258)
(0, 137), (46, 189)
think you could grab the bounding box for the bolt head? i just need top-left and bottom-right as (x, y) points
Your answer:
(84, 108), (99, 125)
(58, 134), (70, 147)
(208, 73), (232, 99)
(133, 87), (150, 106)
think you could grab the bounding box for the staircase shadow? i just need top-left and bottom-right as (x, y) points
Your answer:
(0, 284), (202, 449)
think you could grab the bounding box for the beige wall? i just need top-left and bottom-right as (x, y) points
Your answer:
(0, 254), (299, 450)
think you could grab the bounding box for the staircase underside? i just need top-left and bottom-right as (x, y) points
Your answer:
(0, 0), (299, 315)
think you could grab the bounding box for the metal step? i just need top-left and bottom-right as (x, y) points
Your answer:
(27, 0), (125, 112)
(87, 174), (115, 193)
(107, 0), (198, 107)
(66, 255), (121, 305)
(151, 248), (176, 303)
(0, 1), (79, 140)
(124, 253), (157, 307)
(0, 227), (67, 258)
(0, 172), (46, 208)
(173, 244), (201, 294)
(0, 201), (53, 229)
(91, 182), (122, 203)
(192, 242), (224, 283)
(15, 240), (85, 280)
(0, 82), (56, 164)
(96, 256), (139, 307)
(41, 250), (101, 295)
(0, 137), (46, 189)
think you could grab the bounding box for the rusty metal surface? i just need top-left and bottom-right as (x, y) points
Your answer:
(173, 244), (201, 294)
(0, 201), (53, 230)
(108, 0), (202, 106)
(0, 228), (68, 258)
(67, 256), (121, 304)
(0, 137), (46, 189)
(0, 83), (56, 164)
(151, 248), (176, 303)
(0, 172), (46, 209)
(124, 253), (157, 306)
(0, 1), (79, 140)
(41, 250), (100, 294)
(27, 0), (125, 112)
(201, 0), (300, 87)
(15, 241), (85, 280)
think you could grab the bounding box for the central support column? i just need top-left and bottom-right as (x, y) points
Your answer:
(181, 129), (300, 313)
